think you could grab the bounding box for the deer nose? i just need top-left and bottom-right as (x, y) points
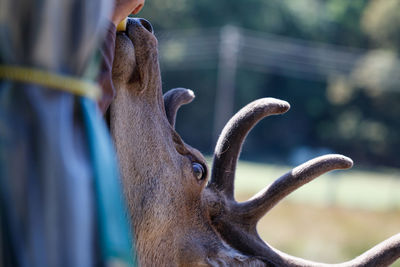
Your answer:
(138, 18), (153, 34)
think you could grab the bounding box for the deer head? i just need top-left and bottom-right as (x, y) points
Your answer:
(110, 18), (400, 266)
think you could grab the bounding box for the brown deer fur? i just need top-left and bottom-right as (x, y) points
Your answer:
(110, 18), (400, 266)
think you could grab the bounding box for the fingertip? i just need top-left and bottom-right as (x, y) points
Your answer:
(131, 3), (144, 15)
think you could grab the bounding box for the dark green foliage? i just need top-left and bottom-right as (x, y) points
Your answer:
(141, 0), (400, 168)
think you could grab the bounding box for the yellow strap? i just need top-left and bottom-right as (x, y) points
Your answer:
(117, 17), (128, 32)
(0, 65), (101, 100)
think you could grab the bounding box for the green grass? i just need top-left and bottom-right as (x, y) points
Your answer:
(206, 158), (400, 265)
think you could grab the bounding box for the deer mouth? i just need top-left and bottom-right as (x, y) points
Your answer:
(124, 18), (156, 47)
(113, 18), (159, 91)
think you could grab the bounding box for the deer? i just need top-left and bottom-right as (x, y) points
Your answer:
(110, 17), (400, 266)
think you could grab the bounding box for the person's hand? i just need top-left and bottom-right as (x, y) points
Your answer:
(111, 0), (145, 26)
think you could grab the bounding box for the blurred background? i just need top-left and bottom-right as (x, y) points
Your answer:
(139, 0), (400, 264)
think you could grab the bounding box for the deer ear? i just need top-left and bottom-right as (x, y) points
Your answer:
(163, 88), (195, 128)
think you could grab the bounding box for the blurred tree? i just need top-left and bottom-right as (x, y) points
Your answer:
(362, 0), (400, 49)
(138, 0), (400, 168)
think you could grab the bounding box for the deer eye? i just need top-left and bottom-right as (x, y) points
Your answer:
(192, 163), (205, 180)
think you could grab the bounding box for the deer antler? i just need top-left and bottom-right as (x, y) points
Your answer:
(207, 98), (400, 266)
(239, 154), (353, 222)
(210, 98), (290, 198)
(163, 88), (195, 128)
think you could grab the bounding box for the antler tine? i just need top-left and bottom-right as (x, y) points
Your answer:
(163, 88), (195, 128)
(346, 233), (400, 267)
(210, 98), (290, 199)
(237, 154), (353, 222)
(250, 233), (400, 267)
